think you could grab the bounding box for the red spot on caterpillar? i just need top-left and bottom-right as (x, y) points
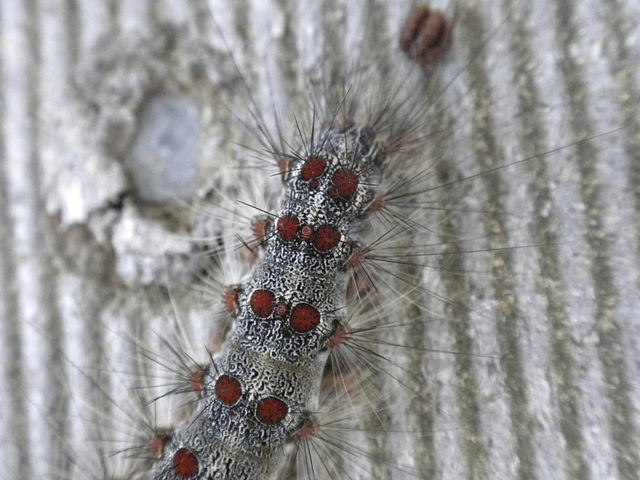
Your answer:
(256, 396), (289, 425)
(399, 5), (454, 67)
(190, 366), (208, 397)
(292, 417), (319, 443)
(277, 215), (299, 242)
(300, 224), (313, 242)
(250, 289), (276, 318)
(331, 168), (359, 199)
(275, 301), (289, 319)
(173, 447), (199, 478)
(343, 245), (364, 270)
(251, 216), (269, 245)
(223, 285), (242, 317)
(366, 195), (384, 214)
(150, 430), (172, 459)
(327, 324), (347, 349)
(300, 155), (326, 181)
(314, 225), (341, 251)
(215, 374), (242, 406)
(279, 156), (293, 183)
(290, 303), (321, 333)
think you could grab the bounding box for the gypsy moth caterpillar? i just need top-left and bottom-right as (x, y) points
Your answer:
(2, 0), (637, 479)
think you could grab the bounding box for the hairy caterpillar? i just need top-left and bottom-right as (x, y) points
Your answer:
(2, 0), (638, 479)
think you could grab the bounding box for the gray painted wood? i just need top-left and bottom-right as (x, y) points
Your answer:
(1, 0), (638, 479)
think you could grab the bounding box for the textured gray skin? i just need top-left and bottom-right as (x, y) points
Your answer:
(1, 1), (639, 480)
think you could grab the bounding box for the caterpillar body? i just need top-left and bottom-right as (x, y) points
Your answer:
(4, 1), (638, 480)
